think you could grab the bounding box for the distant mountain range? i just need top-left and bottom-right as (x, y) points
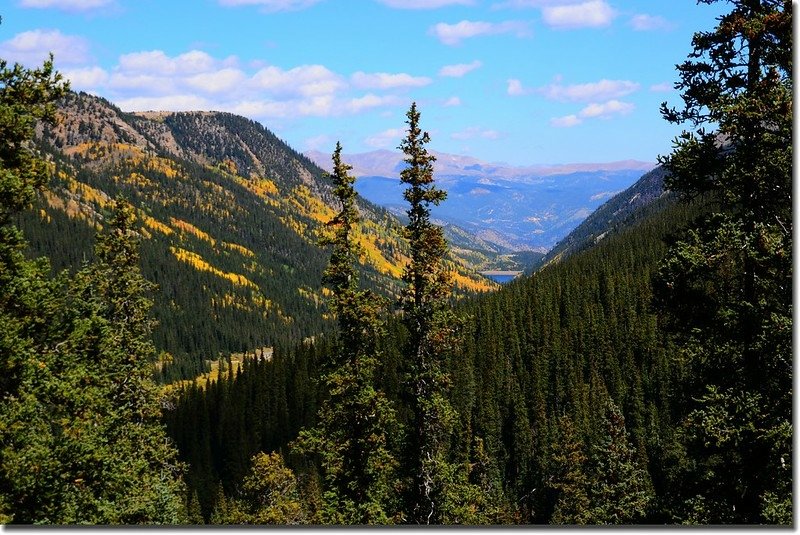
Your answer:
(305, 149), (655, 252)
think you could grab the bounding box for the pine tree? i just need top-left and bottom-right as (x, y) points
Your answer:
(0, 52), (69, 523)
(292, 143), (398, 524)
(548, 415), (592, 525)
(586, 401), (652, 524)
(655, 0), (791, 523)
(2, 198), (187, 524)
(227, 452), (305, 525)
(397, 103), (464, 524)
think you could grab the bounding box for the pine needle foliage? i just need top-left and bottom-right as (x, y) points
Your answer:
(293, 143), (399, 525)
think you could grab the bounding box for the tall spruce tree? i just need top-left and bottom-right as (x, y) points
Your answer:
(1, 197), (186, 523)
(0, 52), (68, 523)
(655, 0), (791, 524)
(397, 103), (464, 524)
(293, 143), (398, 524)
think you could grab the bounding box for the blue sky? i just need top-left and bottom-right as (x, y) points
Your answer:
(1, 0), (726, 165)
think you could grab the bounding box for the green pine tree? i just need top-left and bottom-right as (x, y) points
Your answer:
(655, 0), (792, 524)
(2, 198), (187, 524)
(228, 452), (305, 525)
(397, 103), (468, 524)
(293, 143), (399, 525)
(0, 52), (69, 523)
(548, 415), (592, 525)
(586, 401), (652, 524)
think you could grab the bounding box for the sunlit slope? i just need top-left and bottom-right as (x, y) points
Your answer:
(24, 92), (494, 379)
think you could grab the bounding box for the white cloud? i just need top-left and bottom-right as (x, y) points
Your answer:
(550, 99), (634, 127)
(365, 128), (405, 149)
(250, 64), (345, 97)
(507, 78), (530, 96)
(539, 78), (639, 102)
(116, 94), (213, 112)
(439, 60), (482, 77)
(451, 126), (500, 140)
(630, 14), (673, 31)
(443, 96), (462, 106)
(430, 20), (531, 46)
(118, 50), (218, 75)
(185, 68), (247, 94)
(550, 114), (581, 127)
(53, 45), (412, 121)
(470, 187), (491, 195)
(376, 0), (475, 8)
(346, 93), (402, 113)
(542, 0), (614, 29)
(62, 66), (109, 89)
(351, 71), (432, 89)
(19, 0), (113, 11)
(578, 99), (634, 118)
(217, 0), (323, 12)
(492, 0), (580, 8)
(0, 29), (90, 66)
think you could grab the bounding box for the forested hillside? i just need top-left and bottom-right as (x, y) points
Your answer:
(20, 92), (494, 381)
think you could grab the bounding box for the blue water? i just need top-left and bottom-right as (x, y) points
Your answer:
(485, 274), (518, 284)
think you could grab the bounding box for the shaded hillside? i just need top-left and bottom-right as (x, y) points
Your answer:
(23, 92), (494, 381)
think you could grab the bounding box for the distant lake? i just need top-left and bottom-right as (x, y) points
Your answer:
(480, 271), (522, 284)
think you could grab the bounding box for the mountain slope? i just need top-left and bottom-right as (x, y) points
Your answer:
(24, 92), (494, 380)
(538, 165), (671, 269)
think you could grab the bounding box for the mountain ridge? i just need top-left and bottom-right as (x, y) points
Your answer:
(26, 91), (496, 381)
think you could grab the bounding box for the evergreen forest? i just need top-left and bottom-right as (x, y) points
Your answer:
(0, 0), (792, 526)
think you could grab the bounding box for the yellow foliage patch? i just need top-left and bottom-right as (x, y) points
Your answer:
(236, 177), (279, 198)
(169, 217), (217, 246)
(142, 215), (174, 236)
(169, 246), (258, 289)
(448, 269), (496, 293)
(222, 241), (257, 258)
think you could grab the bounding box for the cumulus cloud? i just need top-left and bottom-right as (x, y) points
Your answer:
(376, 0), (475, 8)
(251, 64), (345, 97)
(539, 78), (639, 102)
(19, 0), (113, 11)
(430, 20), (531, 46)
(550, 114), (581, 128)
(438, 60), (482, 77)
(365, 128), (406, 149)
(579, 99), (634, 118)
(61, 66), (109, 89)
(217, 0), (323, 12)
(0, 29), (91, 66)
(550, 98), (634, 127)
(346, 93), (402, 113)
(60, 46), (411, 121)
(507, 78), (530, 96)
(630, 14), (673, 31)
(541, 0), (614, 29)
(118, 49), (218, 75)
(351, 71), (432, 89)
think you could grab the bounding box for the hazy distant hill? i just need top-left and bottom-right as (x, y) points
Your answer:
(538, 165), (671, 268)
(306, 149), (654, 252)
(24, 92), (495, 381)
